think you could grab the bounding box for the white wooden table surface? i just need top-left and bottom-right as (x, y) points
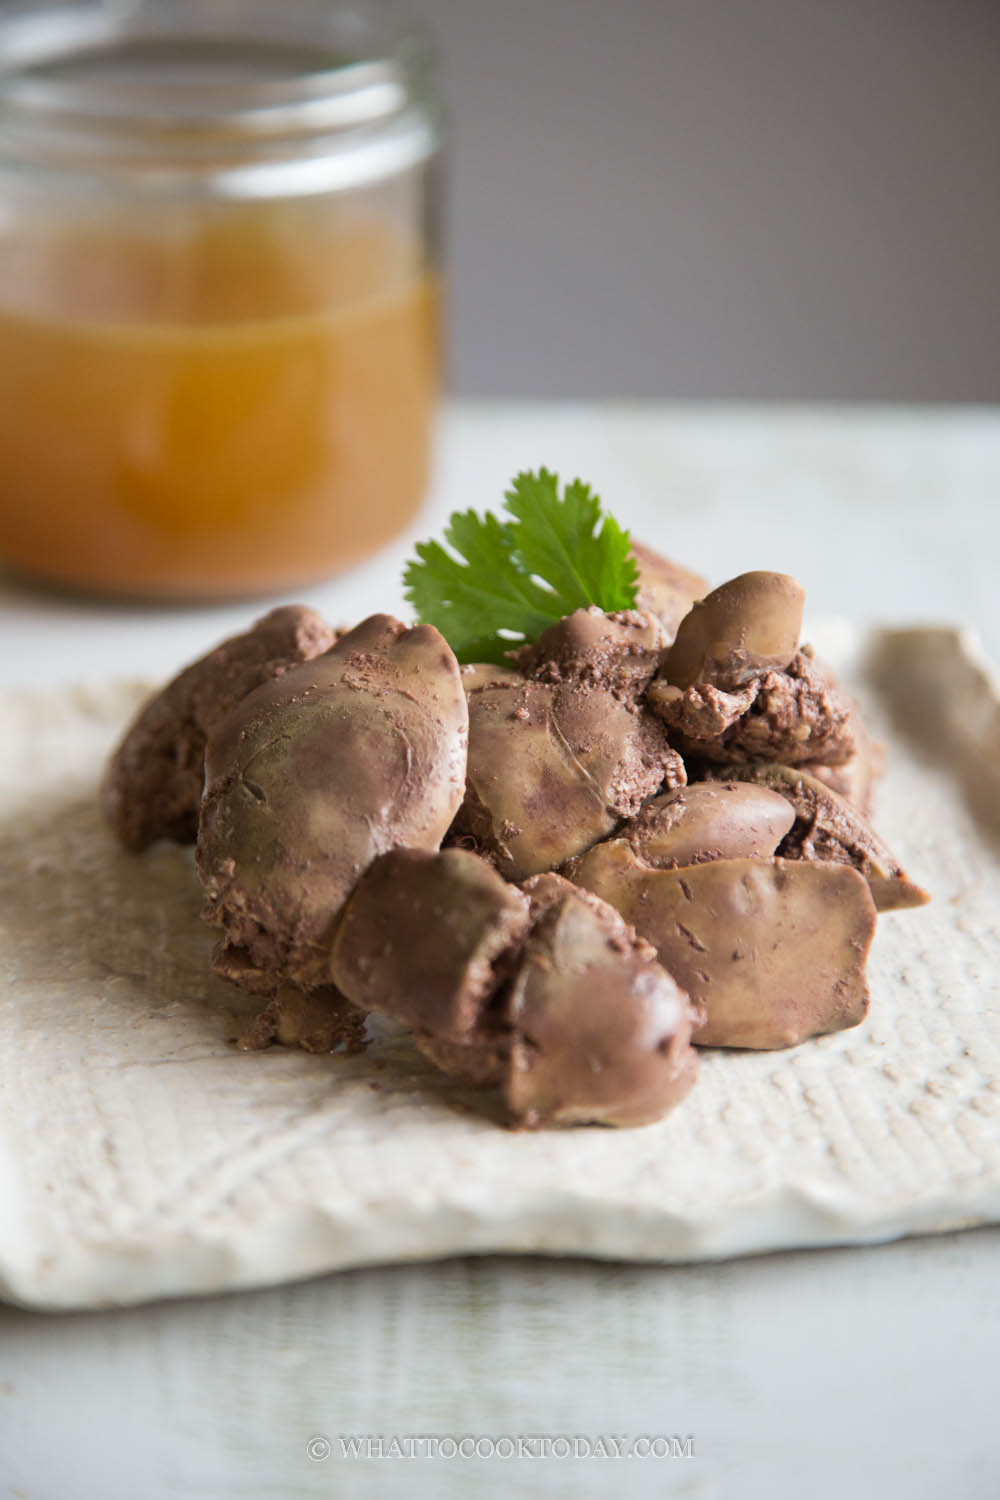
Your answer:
(2, 404), (998, 1500)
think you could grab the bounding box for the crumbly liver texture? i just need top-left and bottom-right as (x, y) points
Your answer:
(645, 571), (857, 767)
(452, 609), (685, 880)
(459, 663), (524, 694)
(236, 984), (368, 1054)
(102, 605), (336, 852)
(649, 649), (859, 767)
(659, 571), (805, 690)
(704, 763), (929, 911)
(197, 614), (469, 996)
(453, 675), (683, 880)
(513, 606), (669, 703)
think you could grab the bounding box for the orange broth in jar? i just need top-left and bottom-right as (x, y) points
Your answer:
(0, 213), (439, 597)
(0, 1), (443, 598)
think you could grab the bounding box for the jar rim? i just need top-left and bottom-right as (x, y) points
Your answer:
(0, 1), (440, 188)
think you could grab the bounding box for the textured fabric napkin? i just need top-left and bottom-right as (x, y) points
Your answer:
(1, 625), (998, 1309)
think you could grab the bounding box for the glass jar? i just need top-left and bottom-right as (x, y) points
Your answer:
(0, 0), (442, 599)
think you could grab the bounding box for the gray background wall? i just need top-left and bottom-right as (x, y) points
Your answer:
(410, 0), (1000, 399)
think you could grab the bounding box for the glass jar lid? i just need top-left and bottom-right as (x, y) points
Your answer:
(0, 0), (440, 195)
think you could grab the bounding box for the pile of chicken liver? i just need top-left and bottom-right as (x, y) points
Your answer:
(102, 547), (927, 1128)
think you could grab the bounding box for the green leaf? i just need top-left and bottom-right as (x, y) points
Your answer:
(402, 513), (553, 664)
(504, 469), (638, 617)
(403, 470), (639, 663)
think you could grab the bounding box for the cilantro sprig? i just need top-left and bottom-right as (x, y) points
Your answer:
(403, 469), (639, 664)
